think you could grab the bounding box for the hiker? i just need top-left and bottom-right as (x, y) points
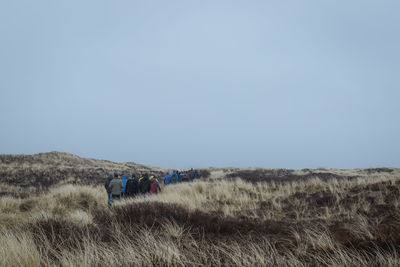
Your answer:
(109, 173), (123, 204)
(139, 173), (151, 195)
(164, 172), (171, 185)
(121, 174), (128, 197)
(125, 173), (139, 197)
(171, 170), (178, 184)
(181, 171), (189, 182)
(104, 171), (114, 206)
(149, 175), (161, 194)
(155, 175), (161, 190)
(188, 169), (193, 181)
(194, 169), (199, 179)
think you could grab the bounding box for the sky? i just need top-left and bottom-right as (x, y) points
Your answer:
(1, 0), (399, 169)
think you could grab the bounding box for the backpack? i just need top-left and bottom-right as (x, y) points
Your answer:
(131, 178), (139, 194)
(105, 177), (113, 193)
(125, 179), (139, 196)
(139, 177), (150, 194)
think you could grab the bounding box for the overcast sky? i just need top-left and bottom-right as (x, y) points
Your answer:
(1, 0), (399, 169)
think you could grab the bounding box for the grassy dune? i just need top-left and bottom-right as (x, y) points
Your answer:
(1, 152), (400, 266)
(0, 151), (165, 188)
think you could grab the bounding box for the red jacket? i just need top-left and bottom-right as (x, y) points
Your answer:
(149, 180), (158, 194)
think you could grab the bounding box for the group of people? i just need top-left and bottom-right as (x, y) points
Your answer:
(104, 172), (161, 206)
(164, 168), (200, 184)
(104, 168), (201, 205)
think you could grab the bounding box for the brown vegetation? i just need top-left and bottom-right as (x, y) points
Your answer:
(0, 151), (165, 189)
(1, 152), (400, 266)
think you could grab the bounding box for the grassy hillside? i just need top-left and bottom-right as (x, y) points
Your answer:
(1, 152), (400, 266)
(0, 151), (165, 189)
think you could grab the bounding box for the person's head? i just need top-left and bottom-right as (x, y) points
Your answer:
(108, 171), (114, 178)
(132, 173), (136, 178)
(114, 173), (119, 178)
(144, 173), (148, 178)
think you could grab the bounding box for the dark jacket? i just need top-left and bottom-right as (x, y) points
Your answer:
(139, 175), (151, 194)
(125, 178), (139, 196)
(104, 173), (113, 193)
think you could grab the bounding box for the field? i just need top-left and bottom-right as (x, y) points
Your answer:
(1, 152), (400, 266)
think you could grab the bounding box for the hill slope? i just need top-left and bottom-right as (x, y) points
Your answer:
(1, 151), (399, 188)
(1, 152), (400, 265)
(0, 151), (165, 187)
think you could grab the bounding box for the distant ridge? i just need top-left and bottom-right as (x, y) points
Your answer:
(1, 151), (398, 189)
(0, 151), (165, 187)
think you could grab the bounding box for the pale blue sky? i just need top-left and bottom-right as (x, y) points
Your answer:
(1, 0), (399, 168)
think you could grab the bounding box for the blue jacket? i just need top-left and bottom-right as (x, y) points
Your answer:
(121, 174), (127, 193)
(164, 172), (171, 185)
(171, 171), (180, 182)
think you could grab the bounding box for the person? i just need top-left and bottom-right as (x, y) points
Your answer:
(171, 171), (177, 184)
(149, 175), (161, 194)
(194, 169), (199, 179)
(109, 173), (123, 204)
(181, 171), (188, 182)
(188, 169), (193, 181)
(139, 173), (151, 195)
(125, 173), (139, 197)
(176, 171), (181, 182)
(154, 175), (161, 191)
(121, 174), (128, 197)
(164, 172), (171, 185)
(104, 171), (114, 206)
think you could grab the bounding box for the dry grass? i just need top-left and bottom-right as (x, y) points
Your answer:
(1, 172), (400, 266)
(0, 151), (166, 187)
(1, 152), (400, 266)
